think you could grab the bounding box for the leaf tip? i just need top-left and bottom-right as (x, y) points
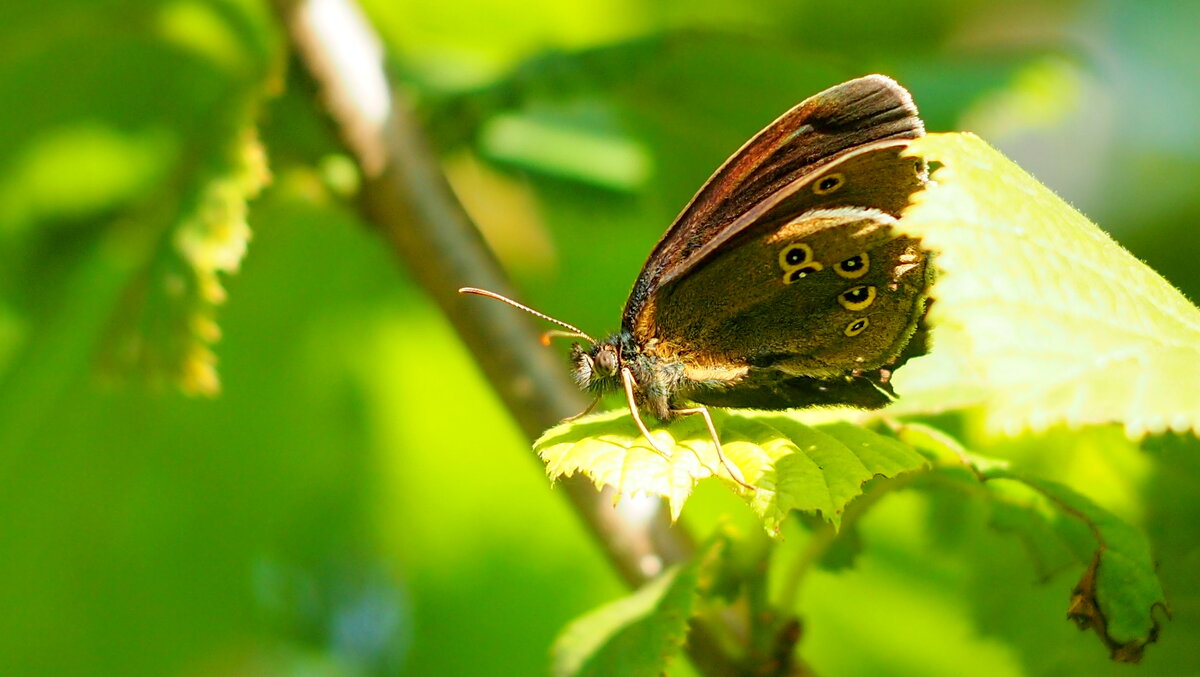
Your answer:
(1067, 546), (1164, 662)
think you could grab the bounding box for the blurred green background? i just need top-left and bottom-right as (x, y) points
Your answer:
(1, 0), (1198, 675)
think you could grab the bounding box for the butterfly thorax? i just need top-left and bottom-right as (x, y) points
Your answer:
(570, 332), (687, 421)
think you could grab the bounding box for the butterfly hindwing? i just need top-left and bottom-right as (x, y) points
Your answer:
(643, 204), (927, 372)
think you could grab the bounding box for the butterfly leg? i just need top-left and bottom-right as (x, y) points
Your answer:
(562, 395), (602, 422)
(621, 367), (673, 460)
(671, 407), (754, 490)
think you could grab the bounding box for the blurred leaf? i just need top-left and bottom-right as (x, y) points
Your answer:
(480, 108), (652, 191)
(536, 410), (926, 532)
(815, 519), (864, 573)
(100, 126), (271, 395)
(899, 49), (1082, 133)
(981, 478), (1094, 579)
(0, 123), (172, 234)
(551, 531), (724, 677)
(892, 133), (1200, 437)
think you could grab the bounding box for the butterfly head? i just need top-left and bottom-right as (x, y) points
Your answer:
(570, 339), (622, 393)
(457, 287), (644, 398)
(458, 286), (617, 390)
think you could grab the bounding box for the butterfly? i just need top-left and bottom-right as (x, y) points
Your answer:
(462, 75), (932, 488)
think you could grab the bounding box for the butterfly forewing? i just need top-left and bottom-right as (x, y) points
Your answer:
(624, 75), (924, 327)
(659, 141), (925, 289)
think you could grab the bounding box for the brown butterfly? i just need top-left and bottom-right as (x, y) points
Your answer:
(462, 75), (932, 487)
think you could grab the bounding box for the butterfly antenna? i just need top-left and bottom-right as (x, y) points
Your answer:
(458, 287), (596, 344)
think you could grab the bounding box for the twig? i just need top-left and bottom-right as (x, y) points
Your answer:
(270, 0), (745, 673)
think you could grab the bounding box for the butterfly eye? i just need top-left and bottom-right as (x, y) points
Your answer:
(844, 317), (869, 336)
(595, 346), (619, 375)
(838, 285), (877, 311)
(813, 173), (845, 195)
(834, 253), (869, 279)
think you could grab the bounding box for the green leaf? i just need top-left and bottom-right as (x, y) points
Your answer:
(894, 132), (1200, 438)
(920, 459), (1167, 662)
(980, 477), (1097, 579)
(550, 532), (724, 677)
(897, 423), (1167, 660)
(535, 409), (927, 532)
(813, 518), (864, 572)
(1001, 473), (1168, 661)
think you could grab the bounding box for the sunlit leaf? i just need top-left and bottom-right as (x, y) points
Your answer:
(894, 132), (1200, 438)
(536, 409), (927, 533)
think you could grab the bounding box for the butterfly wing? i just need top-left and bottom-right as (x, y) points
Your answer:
(632, 147), (931, 409)
(623, 75), (924, 327)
